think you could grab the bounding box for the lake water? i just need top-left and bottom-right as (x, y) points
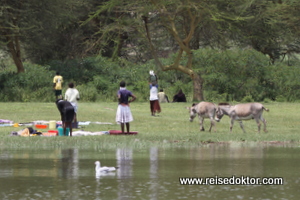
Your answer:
(0, 143), (300, 200)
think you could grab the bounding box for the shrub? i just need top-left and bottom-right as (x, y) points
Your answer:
(241, 95), (254, 103)
(275, 95), (286, 102)
(263, 98), (273, 103)
(0, 63), (54, 102)
(76, 84), (98, 102)
(204, 91), (227, 103)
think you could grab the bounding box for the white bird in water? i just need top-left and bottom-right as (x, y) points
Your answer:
(95, 161), (117, 174)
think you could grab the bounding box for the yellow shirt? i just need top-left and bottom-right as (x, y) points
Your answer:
(53, 75), (63, 90)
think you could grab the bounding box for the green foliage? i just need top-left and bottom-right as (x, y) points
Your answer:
(263, 98), (273, 103)
(193, 48), (271, 101)
(2, 48), (300, 103)
(76, 83), (98, 102)
(204, 91), (228, 103)
(0, 63), (54, 102)
(275, 95), (286, 103)
(241, 95), (254, 103)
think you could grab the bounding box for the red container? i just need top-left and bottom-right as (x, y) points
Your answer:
(48, 130), (58, 134)
(35, 124), (47, 129)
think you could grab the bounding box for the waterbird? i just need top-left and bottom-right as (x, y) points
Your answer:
(95, 161), (117, 174)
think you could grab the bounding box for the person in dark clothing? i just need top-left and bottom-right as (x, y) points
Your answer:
(172, 89), (187, 102)
(56, 99), (75, 136)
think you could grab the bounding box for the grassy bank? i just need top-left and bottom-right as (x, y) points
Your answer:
(0, 102), (300, 149)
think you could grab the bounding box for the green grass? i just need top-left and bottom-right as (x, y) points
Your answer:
(1, 102), (300, 149)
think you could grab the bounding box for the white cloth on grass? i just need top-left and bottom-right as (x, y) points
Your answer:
(116, 104), (133, 124)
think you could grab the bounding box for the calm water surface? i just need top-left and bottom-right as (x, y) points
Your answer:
(0, 143), (300, 200)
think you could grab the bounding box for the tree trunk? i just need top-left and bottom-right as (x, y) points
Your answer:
(192, 72), (204, 101)
(6, 35), (24, 73)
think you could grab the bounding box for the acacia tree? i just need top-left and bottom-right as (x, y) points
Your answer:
(87, 0), (249, 100)
(226, 0), (300, 64)
(0, 0), (95, 72)
(0, 0), (25, 72)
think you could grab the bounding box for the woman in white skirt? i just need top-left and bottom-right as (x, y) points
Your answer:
(116, 81), (136, 134)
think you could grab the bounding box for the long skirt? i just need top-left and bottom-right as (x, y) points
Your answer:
(150, 100), (161, 113)
(116, 105), (133, 124)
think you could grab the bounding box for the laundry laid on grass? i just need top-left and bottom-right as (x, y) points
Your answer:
(1, 119), (113, 128)
(10, 128), (137, 136)
(5, 119), (138, 136)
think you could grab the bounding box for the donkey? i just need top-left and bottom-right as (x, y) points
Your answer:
(186, 102), (218, 132)
(215, 102), (269, 133)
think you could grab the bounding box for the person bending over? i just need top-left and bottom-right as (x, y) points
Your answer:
(56, 99), (75, 136)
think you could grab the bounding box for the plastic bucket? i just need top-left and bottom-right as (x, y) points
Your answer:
(57, 127), (70, 136)
(49, 121), (56, 129)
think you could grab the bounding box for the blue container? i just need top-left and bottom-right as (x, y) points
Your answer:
(58, 127), (70, 136)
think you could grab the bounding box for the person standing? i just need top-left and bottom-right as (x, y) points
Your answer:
(53, 72), (63, 99)
(149, 83), (161, 116)
(149, 70), (158, 85)
(56, 99), (75, 136)
(65, 82), (80, 126)
(116, 81), (136, 134)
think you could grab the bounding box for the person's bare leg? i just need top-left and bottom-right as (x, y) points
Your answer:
(73, 113), (77, 124)
(63, 121), (67, 136)
(66, 122), (72, 136)
(121, 123), (125, 134)
(126, 123), (130, 134)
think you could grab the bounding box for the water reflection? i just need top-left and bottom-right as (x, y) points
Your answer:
(188, 143), (265, 176)
(149, 147), (158, 200)
(116, 148), (133, 179)
(0, 144), (300, 200)
(59, 148), (79, 179)
(116, 148), (133, 200)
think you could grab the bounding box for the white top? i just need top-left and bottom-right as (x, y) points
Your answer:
(65, 88), (80, 105)
(149, 85), (158, 101)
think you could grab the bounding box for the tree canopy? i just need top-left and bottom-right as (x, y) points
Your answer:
(1, 0), (300, 100)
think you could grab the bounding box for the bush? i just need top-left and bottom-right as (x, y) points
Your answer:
(275, 95), (286, 102)
(3, 50), (300, 103)
(204, 91), (227, 103)
(263, 98), (273, 103)
(0, 63), (54, 102)
(76, 83), (98, 102)
(241, 95), (254, 103)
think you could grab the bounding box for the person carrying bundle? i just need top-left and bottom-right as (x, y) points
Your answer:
(149, 70), (158, 86)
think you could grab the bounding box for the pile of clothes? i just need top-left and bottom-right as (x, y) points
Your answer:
(10, 127), (42, 137)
